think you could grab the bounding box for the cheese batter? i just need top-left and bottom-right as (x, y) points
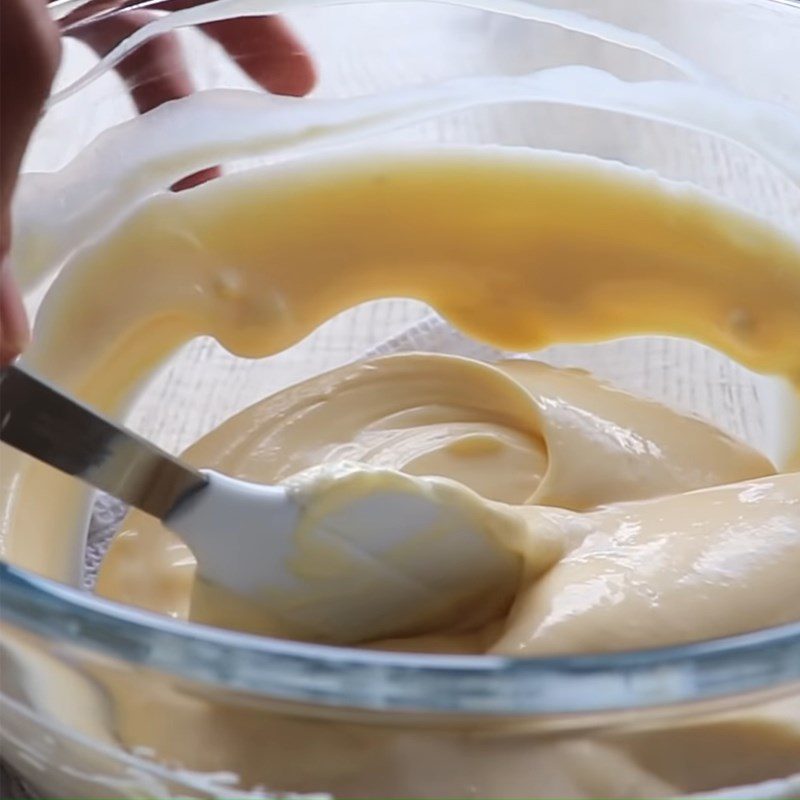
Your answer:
(2, 147), (800, 798)
(96, 353), (798, 658)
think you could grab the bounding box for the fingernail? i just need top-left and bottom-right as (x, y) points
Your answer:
(0, 265), (31, 364)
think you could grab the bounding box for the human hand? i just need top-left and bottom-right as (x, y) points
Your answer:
(0, 0), (316, 364)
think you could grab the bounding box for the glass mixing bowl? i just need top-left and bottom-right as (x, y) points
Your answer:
(1, 0), (799, 797)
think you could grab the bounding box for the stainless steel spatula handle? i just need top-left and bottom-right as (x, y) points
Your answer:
(0, 365), (208, 520)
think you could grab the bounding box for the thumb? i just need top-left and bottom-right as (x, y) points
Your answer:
(0, 0), (62, 364)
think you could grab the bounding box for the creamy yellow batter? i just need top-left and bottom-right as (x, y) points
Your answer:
(2, 147), (800, 797)
(97, 353), (798, 658)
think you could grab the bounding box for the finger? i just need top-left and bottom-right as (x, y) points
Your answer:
(170, 166), (219, 192)
(200, 16), (316, 97)
(71, 10), (194, 115)
(152, 2), (316, 97)
(72, 12), (220, 188)
(1, 0), (61, 361)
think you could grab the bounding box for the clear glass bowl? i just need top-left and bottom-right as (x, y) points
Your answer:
(1, 1), (799, 798)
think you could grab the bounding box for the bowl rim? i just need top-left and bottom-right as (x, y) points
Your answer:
(3, 561), (800, 715)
